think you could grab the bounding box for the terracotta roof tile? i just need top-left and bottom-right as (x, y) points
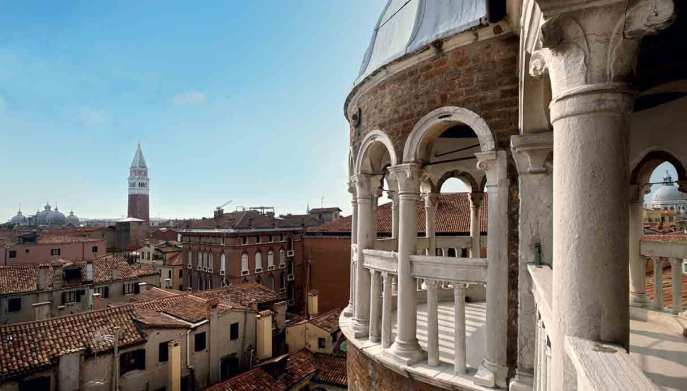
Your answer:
(307, 193), (487, 234)
(0, 305), (145, 380)
(313, 353), (347, 387)
(309, 309), (341, 334)
(194, 283), (283, 309)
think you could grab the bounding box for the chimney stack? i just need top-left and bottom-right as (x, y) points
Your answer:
(37, 265), (51, 290)
(32, 301), (51, 321)
(84, 261), (94, 282)
(256, 310), (273, 360)
(307, 290), (319, 318)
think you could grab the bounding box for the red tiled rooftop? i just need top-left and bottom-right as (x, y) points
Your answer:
(307, 193), (487, 235)
(309, 308), (341, 334)
(313, 353), (347, 387)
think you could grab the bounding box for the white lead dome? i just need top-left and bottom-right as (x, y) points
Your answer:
(357, 0), (488, 82)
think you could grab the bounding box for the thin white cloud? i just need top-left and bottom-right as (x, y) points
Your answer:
(79, 107), (108, 128)
(172, 90), (207, 106)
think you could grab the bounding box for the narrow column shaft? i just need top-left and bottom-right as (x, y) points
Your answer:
(424, 193), (438, 255)
(426, 280), (440, 366)
(381, 272), (393, 349)
(454, 283), (466, 374)
(670, 258), (682, 314)
(387, 164), (424, 364)
(391, 193), (400, 240)
(469, 193), (483, 258)
(629, 199), (649, 306)
(353, 174), (378, 338)
(653, 258), (664, 311)
(345, 196), (358, 317)
(369, 270), (382, 341)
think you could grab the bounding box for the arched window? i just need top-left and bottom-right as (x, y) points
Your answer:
(220, 254), (226, 274)
(280, 271), (286, 288)
(447, 248), (457, 257)
(267, 250), (274, 269)
(279, 249), (286, 267)
(187, 251), (192, 267)
(266, 274), (275, 290)
(208, 253), (214, 271)
(255, 252), (263, 272)
(241, 253), (249, 275)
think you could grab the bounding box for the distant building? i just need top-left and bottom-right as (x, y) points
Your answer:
(0, 231), (106, 265)
(0, 255), (158, 324)
(307, 207), (342, 225)
(139, 240), (185, 290)
(7, 204), (81, 227)
(128, 143), (150, 222)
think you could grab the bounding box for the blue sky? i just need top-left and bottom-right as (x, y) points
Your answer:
(0, 1), (386, 220)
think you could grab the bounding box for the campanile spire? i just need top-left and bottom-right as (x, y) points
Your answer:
(127, 143), (150, 221)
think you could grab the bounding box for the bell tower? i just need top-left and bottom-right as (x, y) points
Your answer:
(127, 143), (150, 222)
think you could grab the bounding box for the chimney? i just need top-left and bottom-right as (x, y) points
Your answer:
(37, 265), (51, 290)
(84, 261), (94, 282)
(58, 349), (82, 391)
(111, 267), (121, 281)
(307, 290), (319, 318)
(52, 263), (64, 289)
(32, 301), (51, 321)
(168, 341), (181, 391)
(256, 310), (273, 360)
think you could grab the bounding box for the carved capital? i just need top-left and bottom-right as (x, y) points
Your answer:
(423, 192), (439, 209)
(511, 133), (553, 175)
(529, 0), (675, 98)
(469, 192), (484, 208)
(387, 163), (423, 195)
(475, 150), (508, 188)
(352, 174), (382, 200)
(629, 183), (650, 203)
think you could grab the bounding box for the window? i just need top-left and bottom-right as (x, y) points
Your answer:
(120, 349), (146, 375)
(179, 270), (183, 278)
(279, 249), (286, 267)
(91, 246), (98, 253)
(124, 282), (140, 295)
(269, 235), (273, 242)
(220, 254), (226, 274)
(208, 253), (214, 271)
(241, 253), (249, 275)
(288, 261), (294, 274)
(318, 337), (326, 349)
(95, 286), (109, 298)
(8, 297), (21, 312)
(19, 376), (50, 391)
(187, 251), (192, 268)
(267, 250), (274, 269)
(256, 236), (261, 243)
(8, 250), (16, 259)
(241, 237), (247, 245)
(159, 342), (169, 362)
(61, 290), (84, 305)
(50, 248), (61, 256)
(230, 323), (239, 340)
(194, 332), (206, 351)
(255, 252), (263, 272)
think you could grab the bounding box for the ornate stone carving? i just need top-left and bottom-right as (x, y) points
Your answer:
(469, 192), (484, 208)
(387, 164), (423, 195)
(511, 133), (553, 175)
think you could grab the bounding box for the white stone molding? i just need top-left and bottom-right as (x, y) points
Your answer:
(669, 258), (682, 315)
(354, 130), (398, 176)
(410, 255), (487, 283)
(362, 249), (399, 274)
(387, 163), (423, 195)
(402, 106), (496, 163)
(511, 132), (553, 175)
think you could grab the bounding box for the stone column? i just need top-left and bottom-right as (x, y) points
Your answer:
(352, 173), (380, 338)
(510, 132), (553, 391)
(387, 175), (400, 240)
(670, 258), (682, 314)
(387, 163), (425, 364)
(629, 186), (649, 306)
(424, 192), (438, 256)
(469, 192), (484, 258)
(528, 2), (674, 389)
(653, 258), (665, 311)
(426, 280), (440, 366)
(369, 270), (382, 342)
(474, 150), (509, 388)
(345, 184), (358, 317)
(454, 283), (467, 374)
(381, 272), (394, 349)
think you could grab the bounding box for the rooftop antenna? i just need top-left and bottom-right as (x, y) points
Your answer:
(320, 196), (324, 208)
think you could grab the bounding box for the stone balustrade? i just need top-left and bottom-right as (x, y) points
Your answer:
(638, 239), (685, 315)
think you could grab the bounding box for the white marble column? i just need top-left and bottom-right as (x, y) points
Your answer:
(369, 270), (382, 341)
(388, 175), (400, 240)
(474, 150), (509, 388)
(352, 173), (379, 338)
(387, 163), (425, 364)
(345, 184), (358, 317)
(469, 192), (483, 258)
(381, 272), (394, 349)
(653, 257), (665, 311)
(426, 280), (440, 367)
(510, 132), (553, 391)
(529, 2), (674, 389)
(670, 258), (682, 314)
(629, 188), (649, 306)
(454, 283), (467, 374)
(424, 192), (438, 256)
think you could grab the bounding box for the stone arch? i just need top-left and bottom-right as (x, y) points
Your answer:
(436, 170), (478, 193)
(630, 148), (687, 187)
(402, 106), (496, 163)
(355, 130), (398, 175)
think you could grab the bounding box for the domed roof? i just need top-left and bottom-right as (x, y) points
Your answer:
(651, 173), (687, 205)
(66, 211), (80, 226)
(50, 207), (67, 226)
(36, 204), (53, 225)
(9, 210), (26, 225)
(357, 0), (488, 82)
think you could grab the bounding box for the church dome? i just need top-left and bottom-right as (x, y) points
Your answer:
(357, 0), (488, 82)
(9, 210), (26, 225)
(653, 185), (687, 203)
(66, 211), (80, 226)
(50, 207), (67, 226)
(36, 204), (53, 225)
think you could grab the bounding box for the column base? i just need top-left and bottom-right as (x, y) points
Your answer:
(343, 304), (354, 317)
(369, 335), (381, 343)
(386, 339), (426, 366)
(474, 359), (508, 388)
(508, 369), (533, 391)
(630, 292), (649, 307)
(353, 318), (370, 339)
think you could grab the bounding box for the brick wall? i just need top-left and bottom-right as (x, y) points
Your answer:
(304, 236), (351, 313)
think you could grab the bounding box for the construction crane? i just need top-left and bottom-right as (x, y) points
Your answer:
(214, 200), (233, 218)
